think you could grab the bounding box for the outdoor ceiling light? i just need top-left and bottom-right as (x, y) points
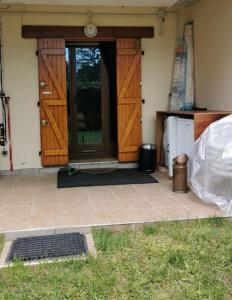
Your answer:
(84, 12), (98, 38)
(84, 23), (98, 38)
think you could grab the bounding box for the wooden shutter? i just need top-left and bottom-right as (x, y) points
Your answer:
(117, 39), (142, 162)
(38, 39), (68, 166)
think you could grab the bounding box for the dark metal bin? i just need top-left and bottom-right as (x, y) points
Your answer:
(138, 144), (156, 173)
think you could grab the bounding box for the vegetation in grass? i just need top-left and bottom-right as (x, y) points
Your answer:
(0, 219), (232, 300)
(0, 234), (4, 255)
(92, 228), (134, 253)
(143, 224), (159, 236)
(206, 216), (225, 226)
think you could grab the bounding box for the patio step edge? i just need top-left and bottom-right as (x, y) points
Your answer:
(2, 216), (231, 241)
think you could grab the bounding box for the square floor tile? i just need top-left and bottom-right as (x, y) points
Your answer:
(146, 196), (181, 207)
(158, 206), (192, 221)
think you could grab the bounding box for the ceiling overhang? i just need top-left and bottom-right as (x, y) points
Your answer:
(0, 0), (179, 7)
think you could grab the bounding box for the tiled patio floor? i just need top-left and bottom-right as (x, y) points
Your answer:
(0, 171), (224, 233)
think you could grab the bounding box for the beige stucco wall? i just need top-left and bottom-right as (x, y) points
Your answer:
(0, 6), (177, 170)
(179, 0), (232, 111)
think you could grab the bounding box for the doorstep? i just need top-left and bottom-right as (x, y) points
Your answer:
(0, 161), (138, 176)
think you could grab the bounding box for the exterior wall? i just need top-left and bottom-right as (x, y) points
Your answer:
(0, 6), (177, 170)
(178, 0), (232, 111)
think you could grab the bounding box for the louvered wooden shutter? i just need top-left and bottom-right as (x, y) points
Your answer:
(38, 39), (68, 166)
(117, 39), (142, 162)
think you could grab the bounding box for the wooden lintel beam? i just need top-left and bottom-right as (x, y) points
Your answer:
(22, 26), (154, 39)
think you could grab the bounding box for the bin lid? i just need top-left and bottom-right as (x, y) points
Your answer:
(141, 144), (156, 150)
(173, 153), (189, 165)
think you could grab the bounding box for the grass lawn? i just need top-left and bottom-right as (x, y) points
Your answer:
(0, 234), (4, 255)
(0, 218), (232, 299)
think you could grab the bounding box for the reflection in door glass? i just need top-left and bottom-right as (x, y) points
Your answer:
(66, 48), (71, 148)
(75, 47), (102, 145)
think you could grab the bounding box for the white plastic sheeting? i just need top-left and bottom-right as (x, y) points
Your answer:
(191, 115), (232, 215)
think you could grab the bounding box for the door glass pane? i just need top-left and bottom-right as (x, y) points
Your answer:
(75, 47), (102, 145)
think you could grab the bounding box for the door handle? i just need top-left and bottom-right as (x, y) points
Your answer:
(41, 119), (49, 126)
(42, 91), (52, 95)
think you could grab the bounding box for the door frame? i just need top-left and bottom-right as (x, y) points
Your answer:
(28, 26), (155, 165)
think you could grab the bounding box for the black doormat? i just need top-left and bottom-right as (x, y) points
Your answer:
(57, 168), (158, 188)
(7, 233), (88, 262)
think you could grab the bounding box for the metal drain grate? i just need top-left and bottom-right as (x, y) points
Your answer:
(7, 233), (88, 262)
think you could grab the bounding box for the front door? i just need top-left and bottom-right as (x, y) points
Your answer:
(66, 43), (117, 160)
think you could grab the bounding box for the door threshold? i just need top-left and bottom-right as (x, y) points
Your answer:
(0, 162), (138, 176)
(69, 161), (138, 170)
(69, 157), (117, 163)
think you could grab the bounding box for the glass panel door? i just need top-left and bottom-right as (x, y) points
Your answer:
(66, 45), (103, 158)
(75, 47), (102, 146)
(66, 42), (117, 160)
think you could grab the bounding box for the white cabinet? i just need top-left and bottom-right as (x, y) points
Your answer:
(163, 116), (178, 177)
(163, 116), (194, 177)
